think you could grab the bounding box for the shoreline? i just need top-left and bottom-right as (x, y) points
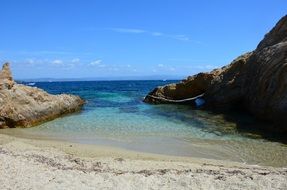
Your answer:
(0, 132), (236, 164)
(1, 127), (287, 167)
(0, 133), (286, 189)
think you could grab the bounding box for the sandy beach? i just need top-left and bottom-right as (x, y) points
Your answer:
(1, 1), (287, 189)
(0, 133), (286, 190)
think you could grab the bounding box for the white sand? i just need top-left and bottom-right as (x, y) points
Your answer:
(0, 134), (286, 190)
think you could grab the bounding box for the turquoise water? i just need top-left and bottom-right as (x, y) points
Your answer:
(3, 81), (287, 166)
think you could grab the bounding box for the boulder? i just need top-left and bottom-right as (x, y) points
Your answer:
(0, 63), (84, 128)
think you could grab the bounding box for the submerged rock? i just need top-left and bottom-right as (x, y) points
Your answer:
(0, 63), (84, 128)
(144, 15), (287, 132)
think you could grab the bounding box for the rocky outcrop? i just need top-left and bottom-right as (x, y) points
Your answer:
(144, 52), (252, 106)
(0, 63), (14, 90)
(0, 63), (84, 128)
(144, 15), (287, 132)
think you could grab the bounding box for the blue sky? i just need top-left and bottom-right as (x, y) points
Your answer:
(0, 0), (286, 79)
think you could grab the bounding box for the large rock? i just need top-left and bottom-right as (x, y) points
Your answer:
(0, 63), (84, 128)
(144, 52), (252, 105)
(144, 15), (287, 132)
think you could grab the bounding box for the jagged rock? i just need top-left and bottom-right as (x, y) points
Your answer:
(0, 63), (14, 90)
(0, 63), (84, 128)
(144, 15), (287, 132)
(257, 15), (287, 50)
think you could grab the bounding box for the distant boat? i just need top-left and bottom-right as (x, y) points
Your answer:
(162, 79), (167, 81)
(27, 82), (36, 86)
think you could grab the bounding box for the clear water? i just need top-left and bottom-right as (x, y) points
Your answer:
(2, 81), (287, 166)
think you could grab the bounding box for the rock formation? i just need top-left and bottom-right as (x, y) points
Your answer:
(0, 63), (14, 90)
(144, 15), (287, 132)
(0, 63), (84, 128)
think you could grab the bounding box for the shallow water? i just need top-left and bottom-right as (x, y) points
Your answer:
(2, 81), (287, 166)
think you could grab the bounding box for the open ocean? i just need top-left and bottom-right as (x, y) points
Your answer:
(3, 80), (286, 166)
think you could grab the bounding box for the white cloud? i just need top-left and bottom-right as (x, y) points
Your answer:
(192, 65), (218, 70)
(98, 64), (106, 68)
(89, 59), (107, 68)
(25, 58), (36, 65)
(172, 35), (190, 41)
(110, 67), (119, 71)
(169, 67), (176, 71)
(155, 64), (176, 72)
(89, 59), (102, 66)
(51, 59), (63, 65)
(110, 28), (146, 34)
(71, 58), (80, 63)
(108, 28), (191, 42)
(151, 32), (163, 36)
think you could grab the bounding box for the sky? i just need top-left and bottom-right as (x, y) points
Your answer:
(0, 0), (286, 80)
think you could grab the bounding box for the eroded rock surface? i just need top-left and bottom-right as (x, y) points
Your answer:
(0, 63), (84, 128)
(144, 15), (287, 131)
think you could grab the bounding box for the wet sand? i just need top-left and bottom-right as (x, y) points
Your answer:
(1, 127), (287, 167)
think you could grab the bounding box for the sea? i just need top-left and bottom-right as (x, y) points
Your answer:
(2, 80), (286, 166)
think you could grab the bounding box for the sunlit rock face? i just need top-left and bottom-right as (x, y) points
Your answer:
(145, 15), (287, 132)
(0, 63), (14, 90)
(0, 63), (84, 128)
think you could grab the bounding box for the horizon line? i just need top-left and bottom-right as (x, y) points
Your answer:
(16, 76), (185, 82)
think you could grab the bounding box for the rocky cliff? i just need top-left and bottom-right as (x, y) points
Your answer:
(144, 15), (287, 132)
(0, 63), (84, 128)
